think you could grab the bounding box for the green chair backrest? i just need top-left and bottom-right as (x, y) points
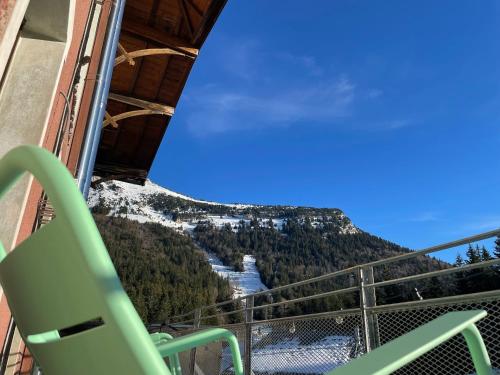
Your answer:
(0, 145), (171, 375)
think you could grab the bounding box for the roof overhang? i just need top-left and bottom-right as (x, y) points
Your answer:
(94, 0), (227, 185)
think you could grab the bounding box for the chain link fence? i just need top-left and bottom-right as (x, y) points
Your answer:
(165, 291), (500, 375)
(246, 311), (365, 375)
(373, 293), (500, 375)
(168, 311), (366, 375)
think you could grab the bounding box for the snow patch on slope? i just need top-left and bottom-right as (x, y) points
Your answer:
(206, 253), (268, 299)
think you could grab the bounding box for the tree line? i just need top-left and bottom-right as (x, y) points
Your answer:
(193, 218), (463, 318)
(94, 214), (234, 324)
(94, 208), (500, 323)
(453, 239), (500, 294)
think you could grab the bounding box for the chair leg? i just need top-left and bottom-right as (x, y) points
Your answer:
(156, 328), (244, 375)
(461, 324), (493, 375)
(151, 333), (182, 375)
(226, 333), (244, 375)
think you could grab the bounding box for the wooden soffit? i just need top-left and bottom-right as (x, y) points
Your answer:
(94, 0), (227, 185)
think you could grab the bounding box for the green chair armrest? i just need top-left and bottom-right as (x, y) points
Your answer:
(156, 328), (243, 375)
(330, 310), (492, 375)
(150, 333), (181, 375)
(151, 332), (174, 345)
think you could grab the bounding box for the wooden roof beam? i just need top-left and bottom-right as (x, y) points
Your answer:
(121, 19), (199, 57)
(177, 0), (195, 39)
(103, 109), (168, 128)
(117, 43), (136, 66)
(104, 111), (120, 128)
(114, 47), (194, 67)
(192, 0), (228, 45)
(108, 93), (175, 116)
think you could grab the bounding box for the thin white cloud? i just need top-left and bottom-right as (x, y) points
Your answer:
(210, 37), (264, 82)
(274, 52), (324, 77)
(408, 211), (440, 223)
(367, 89), (383, 99)
(185, 35), (399, 137)
(186, 76), (356, 136)
(386, 119), (412, 130)
(462, 216), (500, 232)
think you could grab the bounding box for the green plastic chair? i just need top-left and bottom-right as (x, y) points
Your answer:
(329, 310), (492, 375)
(0, 145), (243, 375)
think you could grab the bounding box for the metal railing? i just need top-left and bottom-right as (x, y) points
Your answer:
(158, 228), (500, 375)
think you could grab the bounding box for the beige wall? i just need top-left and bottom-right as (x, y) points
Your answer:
(0, 0), (74, 252)
(0, 0), (30, 81)
(0, 0), (17, 39)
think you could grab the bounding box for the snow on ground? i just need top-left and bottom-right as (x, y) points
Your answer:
(220, 335), (354, 374)
(88, 181), (279, 233)
(88, 180), (290, 235)
(88, 179), (253, 209)
(205, 254), (268, 299)
(208, 215), (285, 231)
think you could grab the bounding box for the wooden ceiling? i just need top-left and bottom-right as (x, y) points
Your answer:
(94, 0), (227, 184)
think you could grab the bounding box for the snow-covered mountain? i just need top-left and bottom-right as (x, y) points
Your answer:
(88, 179), (359, 235)
(89, 179), (360, 299)
(89, 179), (448, 307)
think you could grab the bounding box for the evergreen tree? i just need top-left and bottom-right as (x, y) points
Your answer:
(494, 236), (500, 259)
(454, 254), (468, 295)
(491, 237), (500, 290)
(424, 276), (444, 299)
(379, 267), (403, 304)
(480, 246), (492, 261)
(461, 244), (496, 293)
(465, 244), (481, 264)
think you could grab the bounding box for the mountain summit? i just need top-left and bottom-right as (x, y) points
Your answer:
(89, 179), (359, 235)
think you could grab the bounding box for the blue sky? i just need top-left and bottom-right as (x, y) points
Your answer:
(150, 1), (500, 261)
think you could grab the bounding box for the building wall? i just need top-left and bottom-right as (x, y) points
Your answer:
(0, 0), (16, 38)
(0, 0), (74, 258)
(0, 1), (112, 373)
(0, 0), (29, 81)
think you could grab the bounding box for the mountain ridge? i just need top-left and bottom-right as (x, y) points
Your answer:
(90, 179), (452, 319)
(89, 179), (360, 236)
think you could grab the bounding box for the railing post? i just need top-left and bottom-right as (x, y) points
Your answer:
(244, 296), (254, 375)
(189, 308), (201, 375)
(0, 319), (15, 375)
(359, 266), (380, 352)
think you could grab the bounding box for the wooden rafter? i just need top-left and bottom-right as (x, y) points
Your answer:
(185, 0), (203, 17)
(193, 0), (228, 45)
(91, 174), (131, 188)
(117, 43), (136, 66)
(102, 109), (167, 128)
(114, 47), (194, 67)
(177, 0), (194, 39)
(148, 0), (162, 26)
(104, 93), (175, 128)
(121, 19), (199, 57)
(108, 93), (175, 116)
(104, 111), (119, 128)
